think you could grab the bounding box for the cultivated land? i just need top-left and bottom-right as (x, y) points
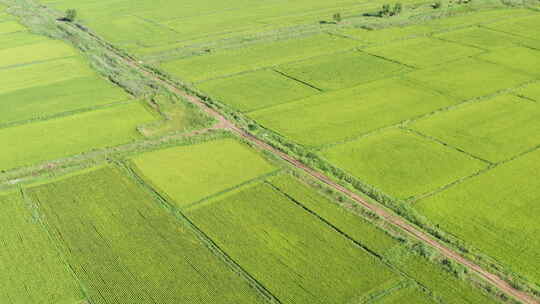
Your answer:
(2, 0), (540, 303)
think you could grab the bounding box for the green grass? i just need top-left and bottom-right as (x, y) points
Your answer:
(0, 102), (156, 171)
(0, 57), (95, 95)
(268, 174), (498, 304)
(320, 128), (487, 199)
(405, 58), (533, 100)
(374, 286), (434, 303)
(484, 13), (540, 40)
(436, 26), (533, 49)
(197, 69), (318, 112)
(478, 46), (540, 77)
(276, 50), (410, 91)
(250, 78), (458, 146)
(0, 191), (85, 304)
(0, 31), (47, 50)
(410, 94), (540, 163)
(130, 138), (276, 209)
(0, 40), (76, 68)
(364, 37), (484, 68)
(0, 20), (25, 34)
(415, 148), (540, 285)
(0, 76), (130, 124)
(25, 166), (267, 304)
(161, 34), (359, 82)
(186, 181), (402, 304)
(516, 81), (540, 101)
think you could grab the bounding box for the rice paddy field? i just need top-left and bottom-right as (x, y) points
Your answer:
(2, 0), (540, 302)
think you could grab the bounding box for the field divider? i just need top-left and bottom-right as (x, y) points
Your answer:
(271, 68), (324, 92)
(115, 160), (284, 304)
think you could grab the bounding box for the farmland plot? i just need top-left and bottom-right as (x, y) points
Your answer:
(197, 69), (318, 112)
(516, 81), (540, 101)
(484, 14), (540, 40)
(405, 58), (532, 100)
(250, 78), (458, 146)
(267, 174), (497, 304)
(320, 128), (487, 199)
(0, 31), (47, 50)
(0, 20), (25, 34)
(130, 138), (276, 209)
(373, 286), (434, 303)
(0, 40), (76, 68)
(365, 37), (483, 68)
(436, 26), (533, 49)
(186, 182), (403, 304)
(160, 34), (359, 82)
(0, 102), (156, 171)
(410, 94), (540, 163)
(0, 191), (85, 304)
(415, 149), (540, 285)
(478, 46), (540, 77)
(276, 51), (410, 91)
(26, 166), (267, 304)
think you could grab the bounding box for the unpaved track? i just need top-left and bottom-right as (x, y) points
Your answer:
(67, 21), (537, 304)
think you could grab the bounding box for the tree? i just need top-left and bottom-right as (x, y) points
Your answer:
(392, 3), (402, 15)
(64, 9), (77, 22)
(333, 13), (342, 23)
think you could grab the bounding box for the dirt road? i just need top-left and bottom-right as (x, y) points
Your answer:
(67, 20), (538, 304)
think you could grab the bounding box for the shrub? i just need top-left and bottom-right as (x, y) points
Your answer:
(64, 9), (77, 22)
(333, 13), (342, 23)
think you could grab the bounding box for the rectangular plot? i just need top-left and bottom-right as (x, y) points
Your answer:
(0, 76), (130, 124)
(269, 174), (498, 304)
(421, 8), (535, 30)
(0, 191), (85, 304)
(415, 149), (540, 285)
(161, 34), (359, 82)
(410, 94), (540, 163)
(516, 81), (540, 101)
(26, 167), (267, 304)
(478, 46), (540, 77)
(375, 286), (434, 304)
(186, 182), (402, 304)
(131, 138), (276, 209)
(341, 26), (433, 44)
(0, 40), (77, 68)
(197, 69), (318, 112)
(0, 57), (95, 95)
(0, 20), (25, 34)
(250, 78), (458, 146)
(0, 31), (47, 50)
(405, 58), (532, 100)
(0, 102), (156, 171)
(484, 14), (540, 40)
(276, 51), (410, 91)
(436, 26), (532, 49)
(365, 37), (484, 68)
(321, 129), (486, 199)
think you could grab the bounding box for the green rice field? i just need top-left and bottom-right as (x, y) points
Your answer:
(130, 138), (276, 209)
(2, 0), (540, 302)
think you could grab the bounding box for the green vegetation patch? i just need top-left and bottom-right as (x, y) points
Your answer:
(415, 149), (540, 285)
(320, 129), (487, 199)
(161, 34), (359, 82)
(0, 57), (95, 95)
(0, 40), (76, 68)
(197, 69), (318, 112)
(0, 20), (25, 34)
(276, 51), (410, 91)
(269, 174), (498, 304)
(186, 182), (402, 304)
(0, 76), (130, 124)
(365, 37), (484, 68)
(410, 94), (540, 163)
(406, 58), (532, 100)
(436, 26), (531, 49)
(516, 81), (540, 101)
(250, 78), (457, 146)
(26, 167), (267, 304)
(374, 286), (434, 303)
(0, 31), (47, 50)
(0, 102), (155, 171)
(484, 13), (540, 40)
(478, 46), (540, 77)
(131, 138), (276, 209)
(0, 191), (85, 304)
